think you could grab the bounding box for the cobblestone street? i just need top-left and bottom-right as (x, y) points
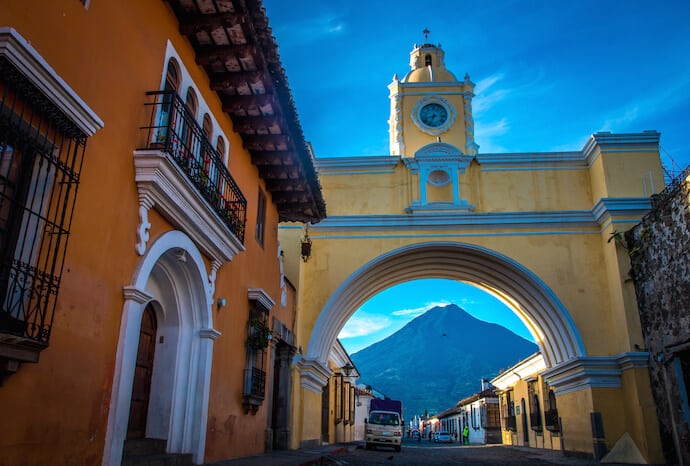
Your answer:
(325, 438), (645, 466)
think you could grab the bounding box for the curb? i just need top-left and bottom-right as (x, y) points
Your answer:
(296, 445), (352, 466)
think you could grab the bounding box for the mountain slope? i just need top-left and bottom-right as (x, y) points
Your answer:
(350, 304), (538, 418)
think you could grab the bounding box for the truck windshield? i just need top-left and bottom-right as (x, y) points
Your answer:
(370, 413), (399, 425)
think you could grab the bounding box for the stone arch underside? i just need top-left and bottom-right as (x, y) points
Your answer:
(307, 242), (585, 369)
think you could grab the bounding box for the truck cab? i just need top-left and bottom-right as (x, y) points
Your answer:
(365, 410), (403, 451)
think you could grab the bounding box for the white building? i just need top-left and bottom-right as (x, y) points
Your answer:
(438, 380), (501, 444)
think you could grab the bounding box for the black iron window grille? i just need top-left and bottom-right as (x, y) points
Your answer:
(140, 90), (247, 242)
(244, 365), (266, 399)
(544, 389), (559, 432)
(528, 381), (543, 431)
(0, 59), (86, 350)
(501, 391), (517, 431)
(544, 408), (560, 432)
(243, 307), (269, 413)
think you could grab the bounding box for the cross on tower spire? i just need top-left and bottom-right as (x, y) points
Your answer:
(422, 28), (430, 43)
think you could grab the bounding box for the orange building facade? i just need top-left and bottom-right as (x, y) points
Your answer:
(0, 1), (324, 465)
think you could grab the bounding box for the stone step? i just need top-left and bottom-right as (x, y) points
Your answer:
(122, 439), (194, 466)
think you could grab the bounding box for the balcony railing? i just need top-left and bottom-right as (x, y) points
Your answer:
(140, 91), (246, 242)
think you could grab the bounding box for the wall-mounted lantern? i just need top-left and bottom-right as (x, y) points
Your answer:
(301, 233), (312, 262)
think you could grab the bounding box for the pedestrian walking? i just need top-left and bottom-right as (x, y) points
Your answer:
(462, 424), (469, 445)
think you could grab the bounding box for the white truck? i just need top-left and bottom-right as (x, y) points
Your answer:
(365, 398), (403, 452)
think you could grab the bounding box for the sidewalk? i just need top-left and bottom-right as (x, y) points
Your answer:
(204, 442), (361, 466)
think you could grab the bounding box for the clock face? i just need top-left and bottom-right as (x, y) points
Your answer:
(419, 103), (448, 128)
(411, 96), (455, 135)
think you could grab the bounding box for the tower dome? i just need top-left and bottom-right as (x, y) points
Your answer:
(401, 43), (458, 83)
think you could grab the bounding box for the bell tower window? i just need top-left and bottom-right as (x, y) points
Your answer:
(425, 54), (432, 67)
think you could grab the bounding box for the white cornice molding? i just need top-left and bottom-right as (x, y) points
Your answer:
(294, 356), (331, 393)
(313, 131), (659, 174)
(0, 27), (104, 136)
(310, 196), (652, 232)
(398, 83), (465, 90)
(312, 211), (596, 232)
(592, 198), (652, 225)
(476, 151), (586, 170)
(247, 288), (275, 313)
(122, 286), (154, 304)
(491, 353), (545, 390)
(133, 150), (244, 263)
(541, 352), (650, 395)
(582, 131), (661, 165)
(316, 156), (400, 175)
(199, 328), (222, 340)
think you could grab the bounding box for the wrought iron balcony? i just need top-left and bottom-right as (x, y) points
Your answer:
(242, 366), (266, 414)
(244, 366), (266, 398)
(140, 91), (246, 242)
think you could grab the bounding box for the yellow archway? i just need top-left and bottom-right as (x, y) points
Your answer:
(307, 242), (584, 369)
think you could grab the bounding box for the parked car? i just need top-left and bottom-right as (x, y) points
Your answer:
(410, 429), (420, 439)
(435, 431), (453, 443)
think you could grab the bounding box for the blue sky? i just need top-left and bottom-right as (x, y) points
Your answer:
(262, 0), (690, 354)
(336, 279), (532, 354)
(264, 0), (690, 169)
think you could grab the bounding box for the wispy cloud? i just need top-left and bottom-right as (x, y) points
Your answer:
(601, 106), (640, 132)
(339, 314), (390, 339)
(273, 14), (346, 48)
(458, 297), (478, 307)
(473, 72), (508, 116)
(391, 300), (452, 317)
(475, 117), (510, 152)
(598, 75), (690, 133)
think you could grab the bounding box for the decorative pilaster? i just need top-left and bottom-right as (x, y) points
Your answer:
(388, 77), (404, 156)
(462, 86), (479, 157)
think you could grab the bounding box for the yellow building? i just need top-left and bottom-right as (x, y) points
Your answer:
(0, 1), (323, 465)
(282, 40), (665, 462)
(491, 353), (563, 451)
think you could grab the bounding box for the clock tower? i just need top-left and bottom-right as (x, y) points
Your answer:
(388, 39), (478, 211)
(388, 41), (478, 158)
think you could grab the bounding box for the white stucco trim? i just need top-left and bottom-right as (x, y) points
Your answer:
(541, 352), (650, 395)
(103, 231), (216, 466)
(294, 356), (331, 393)
(133, 149), (244, 262)
(248, 288), (275, 313)
(0, 27), (104, 136)
(306, 242), (585, 369)
(491, 352), (546, 390)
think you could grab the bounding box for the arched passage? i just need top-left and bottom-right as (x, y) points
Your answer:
(307, 242), (585, 369)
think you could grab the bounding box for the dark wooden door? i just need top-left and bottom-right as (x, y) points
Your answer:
(521, 398), (529, 444)
(127, 305), (157, 438)
(321, 381), (330, 443)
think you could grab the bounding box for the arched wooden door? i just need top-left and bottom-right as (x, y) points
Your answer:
(127, 304), (157, 438)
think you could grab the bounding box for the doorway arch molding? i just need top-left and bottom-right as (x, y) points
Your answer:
(103, 230), (217, 466)
(306, 241), (585, 369)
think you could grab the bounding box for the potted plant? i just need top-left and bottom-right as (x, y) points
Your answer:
(247, 318), (272, 350)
